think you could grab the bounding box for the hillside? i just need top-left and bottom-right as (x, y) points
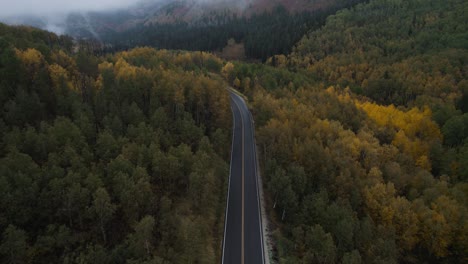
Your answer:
(0, 0), (467, 263)
(102, 0), (366, 61)
(141, 0), (361, 25)
(1, 0), (367, 60)
(287, 0), (467, 108)
(1, 0), (361, 38)
(224, 0), (468, 263)
(0, 23), (232, 263)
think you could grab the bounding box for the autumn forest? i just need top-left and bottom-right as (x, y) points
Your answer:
(0, 0), (467, 263)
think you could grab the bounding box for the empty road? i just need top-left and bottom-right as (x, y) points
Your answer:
(222, 91), (264, 264)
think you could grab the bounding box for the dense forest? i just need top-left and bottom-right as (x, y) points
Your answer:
(221, 0), (467, 263)
(0, 24), (232, 263)
(103, 0), (365, 61)
(1, 0), (467, 263)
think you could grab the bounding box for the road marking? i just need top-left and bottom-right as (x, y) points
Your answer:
(242, 110), (245, 264)
(239, 98), (246, 264)
(248, 110), (265, 264)
(221, 95), (236, 264)
(235, 93), (266, 264)
(242, 123), (245, 264)
(227, 91), (265, 264)
(231, 95), (245, 264)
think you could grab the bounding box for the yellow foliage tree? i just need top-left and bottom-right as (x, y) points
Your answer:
(233, 78), (241, 88)
(364, 183), (396, 226)
(51, 50), (77, 73)
(355, 101), (441, 169)
(391, 197), (420, 251)
(15, 48), (45, 76)
(221, 62), (235, 81)
(115, 58), (137, 80)
(48, 64), (75, 91)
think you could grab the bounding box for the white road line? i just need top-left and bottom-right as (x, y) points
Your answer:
(231, 94), (245, 264)
(221, 96), (237, 264)
(250, 113), (265, 264)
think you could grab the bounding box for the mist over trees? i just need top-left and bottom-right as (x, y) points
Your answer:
(102, 0), (366, 61)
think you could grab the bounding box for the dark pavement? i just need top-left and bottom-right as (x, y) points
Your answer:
(222, 92), (264, 264)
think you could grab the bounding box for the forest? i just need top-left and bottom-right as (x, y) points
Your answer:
(0, 24), (232, 263)
(103, 0), (365, 61)
(0, 0), (467, 263)
(223, 0), (467, 262)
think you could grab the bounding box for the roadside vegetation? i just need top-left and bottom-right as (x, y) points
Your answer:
(0, 25), (231, 263)
(223, 0), (467, 262)
(1, 0), (467, 263)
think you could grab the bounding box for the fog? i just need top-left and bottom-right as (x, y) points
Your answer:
(0, 0), (138, 17)
(0, 0), (243, 17)
(0, 0), (249, 36)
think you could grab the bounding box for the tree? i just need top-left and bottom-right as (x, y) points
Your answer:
(63, 244), (110, 264)
(363, 183), (396, 226)
(127, 216), (155, 259)
(390, 197), (420, 252)
(0, 150), (40, 226)
(0, 27), (233, 263)
(304, 225), (337, 264)
(221, 62), (235, 82)
(268, 166), (297, 220)
(0, 225), (30, 264)
(90, 188), (116, 244)
(442, 114), (468, 146)
(0, 41), (24, 106)
(342, 250), (362, 264)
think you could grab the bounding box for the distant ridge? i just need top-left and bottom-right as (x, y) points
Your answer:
(1, 0), (348, 38)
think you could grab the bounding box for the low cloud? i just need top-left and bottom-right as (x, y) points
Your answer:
(0, 0), (251, 35)
(0, 0), (137, 17)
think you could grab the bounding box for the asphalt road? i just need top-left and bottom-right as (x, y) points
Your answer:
(222, 92), (264, 264)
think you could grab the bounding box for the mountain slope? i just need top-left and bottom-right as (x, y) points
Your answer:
(141, 0), (361, 25)
(100, 0), (366, 61)
(287, 0), (468, 107)
(0, 23), (232, 263)
(220, 0), (467, 263)
(0, 0), (367, 61)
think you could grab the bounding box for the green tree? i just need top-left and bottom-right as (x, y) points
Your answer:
(342, 250), (362, 264)
(304, 225), (337, 264)
(0, 225), (30, 264)
(0, 41), (24, 106)
(442, 114), (468, 146)
(127, 216), (155, 259)
(90, 188), (116, 244)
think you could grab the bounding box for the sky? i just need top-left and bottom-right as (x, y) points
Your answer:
(0, 0), (138, 17)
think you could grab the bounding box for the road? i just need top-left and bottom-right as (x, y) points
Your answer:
(222, 91), (264, 264)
